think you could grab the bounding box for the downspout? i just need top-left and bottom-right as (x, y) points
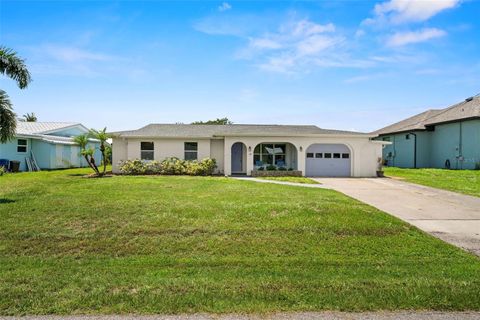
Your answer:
(408, 132), (417, 169)
(459, 122), (463, 169)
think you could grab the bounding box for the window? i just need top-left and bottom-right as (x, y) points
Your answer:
(315, 153), (323, 158)
(342, 153), (350, 159)
(324, 153), (332, 158)
(17, 139), (27, 153)
(140, 142), (154, 160)
(254, 143), (287, 166)
(333, 153), (341, 159)
(184, 142), (198, 160)
(405, 134), (410, 140)
(306, 153), (314, 158)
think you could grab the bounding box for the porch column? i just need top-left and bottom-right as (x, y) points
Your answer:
(246, 144), (254, 176)
(296, 143), (306, 176)
(224, 141), (232, 176)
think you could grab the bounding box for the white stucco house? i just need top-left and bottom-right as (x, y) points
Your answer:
(110, 124), (385, 177)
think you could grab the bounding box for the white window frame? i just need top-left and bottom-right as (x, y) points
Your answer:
(184, 142), (198, 160)
(140, 141), (154, 160)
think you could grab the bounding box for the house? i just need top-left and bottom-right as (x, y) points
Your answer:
(0, 121), (101, 172)
(375, 95), (480, 169)
(110, 124), (385, 177)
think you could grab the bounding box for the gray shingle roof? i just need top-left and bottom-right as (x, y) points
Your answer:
(375, 96), (480, 135)
(111, 124), (369, 138)
(16, 121), (79, 135)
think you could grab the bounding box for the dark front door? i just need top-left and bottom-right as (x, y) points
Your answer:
(231, 143), (244, 173)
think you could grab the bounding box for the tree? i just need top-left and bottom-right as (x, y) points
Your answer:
(23, 112), (37, 122)
(89, 127), (110, 176)
(0, 46), (32, 142)
(191, 117), (233, 125)
(73, 134), (100, 176)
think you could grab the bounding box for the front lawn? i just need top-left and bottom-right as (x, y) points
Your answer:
(384, 167), (480, 197)
(0, 169), (479, 315)
(257, 176), (319, 184)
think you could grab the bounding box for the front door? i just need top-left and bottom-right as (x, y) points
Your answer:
(231, 143), (244, 173)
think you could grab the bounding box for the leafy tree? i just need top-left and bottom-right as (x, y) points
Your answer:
(23, 112), (37, 122)
(73, 134), (100, 176)
(0, 46), (32, 143)
(191, 117), (232, 125)
(89, 127), (110, 175)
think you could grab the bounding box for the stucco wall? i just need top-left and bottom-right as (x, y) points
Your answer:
(112, 137), (215, 172)
(210, 139), (224, 174)
(381, 131), (431, 168)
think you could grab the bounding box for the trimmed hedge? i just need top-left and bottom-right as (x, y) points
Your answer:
(119, 157), (216, 176)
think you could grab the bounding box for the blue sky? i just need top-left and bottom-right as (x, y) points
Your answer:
(1, 0), (479, 132)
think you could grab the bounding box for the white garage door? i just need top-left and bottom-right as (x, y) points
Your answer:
(305, 144), (351, 177)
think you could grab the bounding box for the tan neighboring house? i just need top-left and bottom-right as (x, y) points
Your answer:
(110, 124), (385, 177)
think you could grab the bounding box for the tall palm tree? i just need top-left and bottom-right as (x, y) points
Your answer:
(0, 46), (32, 143)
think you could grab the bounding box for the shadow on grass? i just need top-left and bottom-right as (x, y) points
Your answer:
(0, 198), (15, 204)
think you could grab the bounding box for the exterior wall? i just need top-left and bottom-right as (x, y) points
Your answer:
(380, 131), (431, 168)
(112, 135), (382, 177)
(210, 139), (224, 174)
(112, 137), (213, 173)
(31, 140), (54, 169)
(379, 119), (480, 169)
(0, 137), (32, 171)
(223, 136), (382, 177)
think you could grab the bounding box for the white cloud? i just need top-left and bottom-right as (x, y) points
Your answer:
(364, 0), (460, 25)
(238, 19), (348, 73)
(218, 2), (232, 12)
(386, 28), (446, 46)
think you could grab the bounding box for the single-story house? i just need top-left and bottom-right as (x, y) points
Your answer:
(0, 121), (101, 172)
(111, 124), (385, 177)
(375, 95), (480, 169)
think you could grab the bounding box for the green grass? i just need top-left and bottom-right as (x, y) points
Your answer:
(257, 176), (319, 184)
(384, 167), (480, 197)
(0, 168), (479, 315)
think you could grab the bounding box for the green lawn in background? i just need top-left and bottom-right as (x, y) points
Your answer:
(384, 167), (480, 197)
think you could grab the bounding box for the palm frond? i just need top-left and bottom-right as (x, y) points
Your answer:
(0, 90), (16, 143)
(0, 46), (32, 89)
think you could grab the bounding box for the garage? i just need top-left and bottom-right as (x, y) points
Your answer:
(305, 144), (351, 177)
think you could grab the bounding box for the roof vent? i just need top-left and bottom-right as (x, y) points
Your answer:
(465, 97), (474, 102)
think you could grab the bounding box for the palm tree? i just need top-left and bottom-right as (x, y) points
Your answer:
(89, 127), (110, 175)
(23, 112), (37, 122)
(73, 134), (100, 175)
(0, 46), (32, 142)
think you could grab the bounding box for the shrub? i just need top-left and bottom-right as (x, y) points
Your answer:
(278, 166), (287, 171)
(161, 157), (186, 175)
(288, 168), (294, 171)
(475, 162), (480, 170)
(257, 166), (265, 171)
(119, 159), (162, 175)
(119, 157), (217, 176)
(0, 166), (5, 176)
(266, 164), (277, 171)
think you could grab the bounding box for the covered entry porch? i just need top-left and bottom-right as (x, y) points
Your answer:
(228, 140), (299, 176)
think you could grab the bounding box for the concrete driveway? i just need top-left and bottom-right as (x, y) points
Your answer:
(313, 177), (480, 256)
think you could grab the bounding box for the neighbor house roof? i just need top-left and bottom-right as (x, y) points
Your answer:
(111, 124), (371, 138)
(14, 121), (96, 145)
(16, 122), (81, 135)
(375, 95), (480, 135)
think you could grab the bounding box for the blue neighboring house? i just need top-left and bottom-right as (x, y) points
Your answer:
(375, 95), (480, 170)
(0, 121), (102, 172)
